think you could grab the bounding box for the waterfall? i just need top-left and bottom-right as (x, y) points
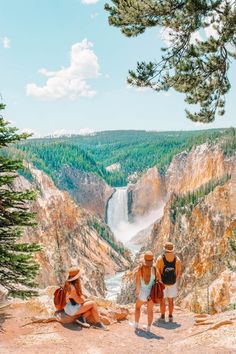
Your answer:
(107, 187), (128, 231)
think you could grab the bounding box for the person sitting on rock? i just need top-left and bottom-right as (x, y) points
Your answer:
(63, 266), (108, 330)
(134, 251), (161, 332)
(156, 242), (181, 323)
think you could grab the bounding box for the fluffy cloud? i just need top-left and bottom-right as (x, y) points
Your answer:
(2, 36), (10, 49)
(81, 0), (99, 4)
(26, 39), (100, 100)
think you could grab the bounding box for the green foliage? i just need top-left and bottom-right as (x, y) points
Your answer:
(170, 173), (231, 223)
(11, 128), (232, 187)
(221, 127), (236, 157)
(87, 216), (125, 255)
(0, 104), (40, 298)
(105, 0), (236, 123)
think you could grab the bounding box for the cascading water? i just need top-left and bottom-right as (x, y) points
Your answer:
(107, 187), (129, 233)
(105, 186), (165, 299)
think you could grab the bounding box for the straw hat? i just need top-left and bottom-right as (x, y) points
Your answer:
(144, 251), (154, 266)
(164, 242), (175, 253)
(67, 267), (81, 282)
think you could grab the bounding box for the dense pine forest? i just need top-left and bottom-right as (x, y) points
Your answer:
(2, 128), (236, 187)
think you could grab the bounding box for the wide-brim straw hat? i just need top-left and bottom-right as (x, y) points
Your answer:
(144, 251), (154, 265)
(164, 242), (175, 253)
(67, 267), (81, 282)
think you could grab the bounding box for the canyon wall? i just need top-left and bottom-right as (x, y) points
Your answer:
(128, 167), (166, 219)
(57, 166), (114, 219)
(14, 166), (130, 297)
(146, 145), (236, 312)
(120, 142), (236, 312)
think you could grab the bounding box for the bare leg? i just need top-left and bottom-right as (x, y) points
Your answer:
(147, 300), (154, 327)
(168, 298), (174, 316)
(75, 301), (100, 323)
(160, 298), (166, 316)
(135, 299), (144, 324)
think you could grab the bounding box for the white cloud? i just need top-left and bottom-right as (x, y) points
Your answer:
(2, 36), (10, 49)
(81, 0), (99, 4)
(26, 39), (100, 100)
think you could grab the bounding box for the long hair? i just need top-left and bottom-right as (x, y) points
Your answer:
(67, 278), (82, 296)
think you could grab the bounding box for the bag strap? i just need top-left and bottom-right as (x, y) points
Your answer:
(163, 254), (176, 267)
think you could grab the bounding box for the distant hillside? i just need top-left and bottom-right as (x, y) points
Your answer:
(3, 128), (235, 187)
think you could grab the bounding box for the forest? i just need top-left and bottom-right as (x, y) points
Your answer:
(2, 127), (236, 188)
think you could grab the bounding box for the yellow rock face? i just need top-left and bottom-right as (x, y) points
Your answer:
(14, 166), (130, 297)
(147, 145), (236, 313)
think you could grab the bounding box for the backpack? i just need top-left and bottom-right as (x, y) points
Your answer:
(54, 286), (67, 310)
(161, 255), (176, 285)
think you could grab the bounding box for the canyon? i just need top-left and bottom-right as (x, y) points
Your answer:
(13, 165), (130, 298)
(1, 131), (236, 353)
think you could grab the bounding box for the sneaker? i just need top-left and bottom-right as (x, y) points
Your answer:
(75, 318), (90, 328)
(92, 322), (109, 331)
(143, 324), (151, 332)
(169, 315), (173, 323)
(158, 315), (165, 323)
(129, 322), (139, 329)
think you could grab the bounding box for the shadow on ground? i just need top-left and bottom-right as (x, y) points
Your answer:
(62, 322), (83, 331)
(153, 320), (181, 330)
(135, 328), (164, 340)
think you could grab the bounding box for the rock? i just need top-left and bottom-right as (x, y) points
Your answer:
(110, 307), (129, 321)
(0, 285), (8, 306)
(120, 143), (236, 313)
(128, 167), (166, 219)
(58, 166), (114, 219)
(210, 320), (233, 330)
(100, 316), (111, 325)
(13, 166), (130, 297)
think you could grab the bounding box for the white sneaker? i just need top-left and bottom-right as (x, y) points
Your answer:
(75, 319), (90, 328)
(143, 324), (151, 332)
(129, 322), (139, 329)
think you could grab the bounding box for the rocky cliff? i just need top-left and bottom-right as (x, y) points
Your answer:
(127, 143), (231, 220)
(57, 166), (114, 219)
(120, 142), (236, 312)
(14, 166), (130, 297)
(145, 144), (236, 313)
(128, 167), (166, 219)
(165, 143), (231, 195)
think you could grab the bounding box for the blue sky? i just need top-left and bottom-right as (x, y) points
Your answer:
(0, 0), (235, 136)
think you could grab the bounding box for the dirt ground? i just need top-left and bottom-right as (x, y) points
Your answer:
(1, 304), (236, 354)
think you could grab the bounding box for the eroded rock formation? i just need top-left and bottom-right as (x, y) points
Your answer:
(13, 166), (130, 297)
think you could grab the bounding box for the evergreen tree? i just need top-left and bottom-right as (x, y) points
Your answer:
(0, 103), (40, 298)
(105, 0), (236, 123)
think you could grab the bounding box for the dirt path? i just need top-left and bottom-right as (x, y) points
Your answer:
(1, 305), (236, 354)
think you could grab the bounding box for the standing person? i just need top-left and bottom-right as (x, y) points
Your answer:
(156, 242), (181, 323)
(134, 251), (160, 332)
(63, 267), (108, 330)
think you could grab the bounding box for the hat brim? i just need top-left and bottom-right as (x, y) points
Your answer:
(67, 271), (80, 282)
(144, 259), (153, 265)
(164, 247), (175, 253)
